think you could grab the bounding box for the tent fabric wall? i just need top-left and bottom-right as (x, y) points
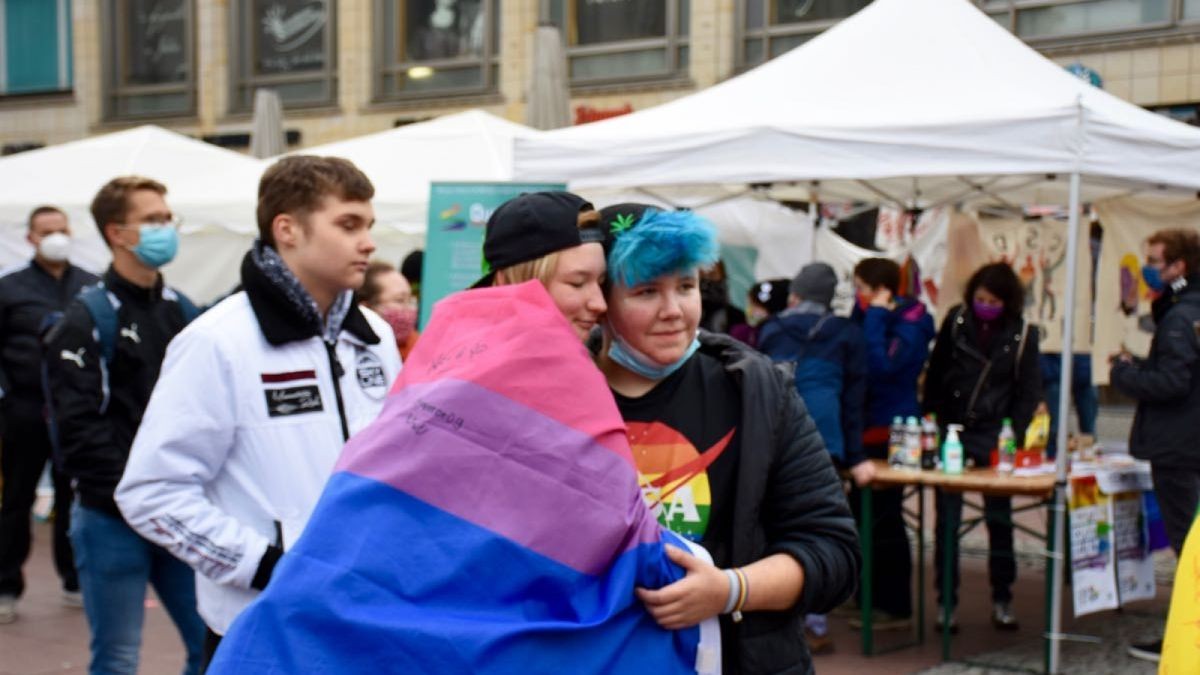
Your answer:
(1092, 197), (1200, 385)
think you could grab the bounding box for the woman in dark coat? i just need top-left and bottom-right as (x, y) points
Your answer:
(923, 262), (1042, 632)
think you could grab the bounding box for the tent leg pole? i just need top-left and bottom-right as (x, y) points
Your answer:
(1048, 170), (1082, 675)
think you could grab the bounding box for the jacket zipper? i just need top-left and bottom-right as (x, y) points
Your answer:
(325, 341), (350, 441)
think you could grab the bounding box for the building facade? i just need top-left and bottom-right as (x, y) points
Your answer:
(2, 0), (1200, 153)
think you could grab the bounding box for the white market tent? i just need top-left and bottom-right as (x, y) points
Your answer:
(301, 110), (823, 305)
(296, 110), (547, 292)
(300, 110), (537, 234)
(0, 112), (536, 303)
(0, 125), (265, 302)
(515, 1), (1200, 671)
(514, 0), (1200, 207)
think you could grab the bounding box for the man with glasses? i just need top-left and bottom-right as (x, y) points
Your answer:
(1111, 228), (1200, 664)
(44, 176), (204, 675)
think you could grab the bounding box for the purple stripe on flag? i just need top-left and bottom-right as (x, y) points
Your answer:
(337, 379), (663, 575)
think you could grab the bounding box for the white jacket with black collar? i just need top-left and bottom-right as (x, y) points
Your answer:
(116, 249), (402, 635)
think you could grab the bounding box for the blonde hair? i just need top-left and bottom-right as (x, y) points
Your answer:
(493, 210), (600, 288)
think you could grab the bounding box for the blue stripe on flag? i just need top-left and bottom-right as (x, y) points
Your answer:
(211, 471), (700, 674)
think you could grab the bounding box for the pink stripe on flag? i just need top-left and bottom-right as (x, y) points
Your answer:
(393, 281), (634, 466)
(337, 378), (662, 576)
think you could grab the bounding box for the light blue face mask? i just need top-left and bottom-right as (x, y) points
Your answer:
(131, 224), (179, 268)
(607, 326), (700, 381)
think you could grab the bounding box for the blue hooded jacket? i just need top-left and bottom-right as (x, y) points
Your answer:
(851, 297), (936, 432)
(758, 305), (867, 468)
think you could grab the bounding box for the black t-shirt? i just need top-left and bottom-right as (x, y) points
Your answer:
(612, 352), (741, 556)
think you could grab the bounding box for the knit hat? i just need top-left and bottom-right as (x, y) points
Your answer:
(790, 262), (838, 307)
(471, 191), (603, 288)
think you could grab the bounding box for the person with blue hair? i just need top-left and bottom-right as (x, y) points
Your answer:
(594, 203), (860, 675)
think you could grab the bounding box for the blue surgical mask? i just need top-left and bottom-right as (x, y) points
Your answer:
(1142, 265), (1165, 292)
(607, 326), (700, 381)
(131, 224), (179, 268)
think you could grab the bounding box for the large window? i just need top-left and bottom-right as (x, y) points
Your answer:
(103, 0), (195, 119)
(1, 0), (72, 97)
(740, 0), (870, 68)
(231, 0), (337, 113)
(984, 0), (1198, 42)
(374, 0), (498, 100)
(548, 0), (689, 86)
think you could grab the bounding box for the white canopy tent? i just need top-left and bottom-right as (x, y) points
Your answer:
(297, 110), (547, 287)
(300, 110), (538, 234)
(515, 1), (1200, 671)
(0, 125), (265, 302)
(302, 110), (821, 303)
(514, 0), (1200, 207)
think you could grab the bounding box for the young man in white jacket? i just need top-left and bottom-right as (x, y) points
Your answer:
(115, 156), (402, 666)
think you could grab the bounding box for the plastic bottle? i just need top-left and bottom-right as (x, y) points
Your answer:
(888, 416), (905, 467)
(904, 416), (922, 469)
(921, 414), (939, 470)
(997, 417), (1017, 473)
(943, 424), (965, 475)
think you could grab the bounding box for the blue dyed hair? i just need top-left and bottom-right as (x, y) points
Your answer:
(607, 209), (720, 288)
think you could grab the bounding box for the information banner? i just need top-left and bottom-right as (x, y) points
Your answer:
(1069, 474), (1118, 616)
(1112, 491), (1156, 604)
(421, 182), (564, 327)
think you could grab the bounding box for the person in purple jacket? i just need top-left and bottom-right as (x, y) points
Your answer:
(848, 257), (935, 631)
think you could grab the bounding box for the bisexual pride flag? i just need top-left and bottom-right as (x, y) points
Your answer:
(209, 281), (709, 674)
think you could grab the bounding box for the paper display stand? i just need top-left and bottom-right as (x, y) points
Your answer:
(1067, 461), (1156, 616)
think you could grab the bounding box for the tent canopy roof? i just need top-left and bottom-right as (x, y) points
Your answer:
(301, 110), (537, 231)
(0, 125), (263, 220)
(514, 0), (1200, 205)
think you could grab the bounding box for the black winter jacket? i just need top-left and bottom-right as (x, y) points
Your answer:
(923, 305), (1042, 460)
(697, 331), (860, 675)
(44, 267), (193, 514)
(0, 260), (98, 415)
(1111, 276), (1200, 468)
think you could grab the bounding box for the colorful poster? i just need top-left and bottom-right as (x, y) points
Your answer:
(421, 182), (564, 327)
(1092, 197), (1200, 385)
(1068, 474), (1119, 616)
(1112, 491), (1156, 604)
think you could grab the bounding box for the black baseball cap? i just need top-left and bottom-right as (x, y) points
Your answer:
(598, 202), (655, 254)
(471, 191), (603, 288)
